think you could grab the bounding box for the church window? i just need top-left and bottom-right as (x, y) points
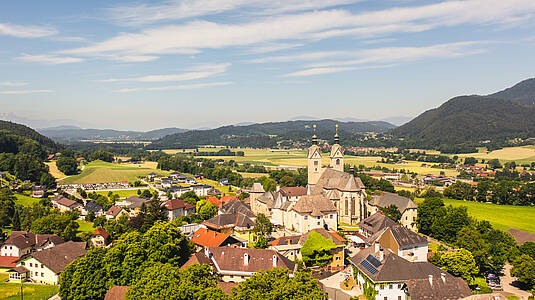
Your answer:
(314, 161), (318, 166)
(336, 159), (340, 165)
(351, 198), (356, 216)
(344, 198), (348, 215)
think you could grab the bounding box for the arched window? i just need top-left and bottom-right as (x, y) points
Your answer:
(336, 159), (340, 165)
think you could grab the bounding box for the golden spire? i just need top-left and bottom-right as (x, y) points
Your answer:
(312, 124), (318, 145)
(334, 124), (340, 144)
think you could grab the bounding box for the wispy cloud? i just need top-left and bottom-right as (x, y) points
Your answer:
(115, 81), (232, 93)
(107, 0), (361, 26)
(0, 89), (54, 95)
(0, 81), (28, 87)
(245, 43), (304, 54)
(284, 64), (397, 77)
(100, 63), (230, 82)
(0, 23), (57, 38)
(17, 54), (85, 64)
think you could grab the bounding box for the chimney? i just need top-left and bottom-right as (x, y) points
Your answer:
(379, 247), (384, 261)
(374, 241), (380, 253)
(244, 253), (249, 266)
(273, 255), (278, 267)
(441, 273), (446, 283)
(428, 275), (433, 285)
(276, 185), (280, 192)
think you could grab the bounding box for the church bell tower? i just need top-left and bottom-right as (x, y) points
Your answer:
(330, 124), (344, 172)
(308, 125), (322, 186)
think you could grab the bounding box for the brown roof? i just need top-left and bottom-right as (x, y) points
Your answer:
(105, 205), (124, 217)
(181, 250), (214, 269)
(217, 281), (237, 296)
(93, 227), (110, 240)
(270, 235), (302, 246)
(388, 225), (427, 247)
(104, 286), (130, 300)
(0, 256), (19, 268)
(369, 192), (418, 213)
(280, 186), (307, 197)
(162, 199), (195, 211)
(358, 212), (397, 236)
(220, 199), (255, 218)
(53, 196), (79, 208)
(35, 234), (65, 248)
(292, 194), (336, 214)
(314, 168), (365, 192)
(507, 228), (535, 245)
(207, 246), (296, 273)
(405, 276), (472, 300)
(299, 228), (345, 247)
(12, 265), (29, 274)
(124, 196), (150, 209)
(190, 228), (240, 248)
(28, 241), (87, 273)
(3, 231), (64, 250)
(203, 213), (254, 231)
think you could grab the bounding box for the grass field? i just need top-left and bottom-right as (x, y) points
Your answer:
(45, 161), (66, 179)
(453, 146), (535, 164)
(95, 189), (151, 198)
(0, 274), (59, 300)
(76, 220), (95, 234)
(418, 198), (535, 233)
(14, 194), (42, 207)
(59, 160), (169, 184)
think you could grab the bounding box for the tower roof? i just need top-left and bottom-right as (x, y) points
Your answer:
(334, 124), (340, 144)
(312, 124), (318, 145)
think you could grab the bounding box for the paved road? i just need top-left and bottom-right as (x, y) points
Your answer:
(320, 268), (362, 299)
(500, 263), (531, 299)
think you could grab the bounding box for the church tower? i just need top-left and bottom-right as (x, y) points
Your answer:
(308, 125), (323, 186)
(330, 124), (344, 172)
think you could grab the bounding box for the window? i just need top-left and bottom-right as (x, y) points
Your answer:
(41, 272), (44, 277)
(29, 263), (32, 267)
(317, 222), (320, 226)
(384, 297), (387, 300)
(336, 257), (340, 260)
(330, 214), (334, 219)
(389, 284), (393, 289)
(304, 216), (308, 220)
(314, 161), (318, 166)
(398, 297), (402, 300)
(41, 264), (44, 268)
(336, 159), (340, 165)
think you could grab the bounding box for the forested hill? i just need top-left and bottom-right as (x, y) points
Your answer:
(38, 126), (188, 142)
(151, 119), (395, 148)
(392, 95), (535, 147)
(489, 78), (535, 106)
(0, 120), (59, 151)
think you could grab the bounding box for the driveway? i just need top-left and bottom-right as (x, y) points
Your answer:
(320, 269), (362, 299)
(500, 263), (531, 299)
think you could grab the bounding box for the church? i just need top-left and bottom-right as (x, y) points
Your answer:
(250, 125), (368, 232)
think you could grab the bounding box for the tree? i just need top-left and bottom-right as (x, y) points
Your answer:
(179, 191), (200, 204)
(31, 213), (80, 241)
(520, 242), (535, 259)
(252, 235), (269, 249)
(379, 204), (401, 223)
(59, 248), (108, 300)
(488, 159), (502, 169)
(301, 231), (336, 266)
(140, 189), (152, 198)
(511, 254), (535, 289)
(262, 178), (277, 192)
(56, 156), (78, 175)
(279, 175), (295, 187)
(0, 188), (16, 227)
(232, 268), (326, 300)
(40, 173), (56, 189)
(253, 213), (273, 237)
(464, 157), (477, 166)
(238, 192), (249, 201)
(126, 263), (229, 300)
(437, 248), (479, 284)
(196, 200), (217, 220)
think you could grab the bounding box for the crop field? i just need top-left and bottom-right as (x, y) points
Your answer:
(45, 161), (66, 179)
(422, 198), (535, 233)
(59, 160), (169, 184)
(0, 274), (59, 300)
(454, 146), (535, 164)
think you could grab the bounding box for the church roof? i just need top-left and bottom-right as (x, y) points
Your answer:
(369, 192), (418, 213)
(326, 189), (340, 200)
(292, 194), (336, 215)
(250, 182), (265, 193)
(256, 191), (277, 207)
(307, 145), (321, 159)
(313, 168), (365, 192)
(330, 143), (343, 157)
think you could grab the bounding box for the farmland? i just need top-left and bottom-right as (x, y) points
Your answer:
(45, 161), (66, 179)
(0, 274), (59, 300)
(59, 160), (169, 184)
(454, 145), (535, 164)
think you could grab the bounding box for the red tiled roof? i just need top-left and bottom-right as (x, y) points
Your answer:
(220, 195), (238, 204)
(0, 256), (19, 268)
(218, 281), (237, 296)
(190, 228), (234, 248)
(105, 205), (123, 217)
(280, 186), (307, 197)
(93, 227), (110, 240)
(207, 196), (222, 207)
(162, 199), (195, 211)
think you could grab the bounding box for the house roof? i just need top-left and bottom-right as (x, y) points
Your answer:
(207, 246), (296, 273)
(207, 196), (222, 207)
(279, 186), (307, 198)
(124, 196), (150, 209)
(388, 225), (427, 247)
(84, 201), (103, 212)
(220, 199), (255, 218)
(369, 192), (418, 213)
(53, 195), (79, 208)
(28, 241), (87, 274)
(358, 212), (397, 236)
(313, 168), (365, 192)
(405, 276), (472, 300)
(203, 213), (254, 231)
(162, 199), (195, 211)
(218, 281), (237, 296)
(35, 234), (65, 248)
(104, 286), (130, 300)
(11, 266), (29, 274)
(190, 228), (240, 248)
(507, 228), (535, 245)
(0, 256), (19, 268)
(250, 182), (265, 193)
(182, 250), (214, 269)
(93, 227), (110, 240)
(270, 235), (302, 246)
(220, 195), (238, 204)
(256, 191), (277, 206)
(4, 231), (65, 250)
(292, 194), (336, 215)
(105, 205), (124, 217)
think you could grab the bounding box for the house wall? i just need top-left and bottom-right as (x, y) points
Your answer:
(167, 208), (185, 221)
(19, 257), (58, 284)
(221, 274), (250, 283)
(374, 282), (407, 300)
(1, 245), (30, 257)
(329, 247), (344, 269)
(401, 209), (418, 232)
(377, 229), (399, 254)
(399, 243), (428, 263)
(90, 235), (107, 248)
(293, 211), (337, 233)
(234, 230), (257, 243)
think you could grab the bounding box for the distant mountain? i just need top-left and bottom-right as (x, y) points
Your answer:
(380, 116), (412, 126)
(0, 120), (59, 151)
(489, 78), (535, 106)
(0, 113), (95, 129)
(288, 115), (410, 125)
(38, 127), (188, 142)
(151, 119), (395, 148)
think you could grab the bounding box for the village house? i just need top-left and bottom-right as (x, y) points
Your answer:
(219, 178), (229, 186)
(349, 245), (471, 300)
(115, 196), (150, 217)
(10, 241), (87, 284)
(90, 227), (110, 248)
(203, 213), (256, 244)
(31, 185), (47, 198)
(183, 246), (296, 283)
(1, 231), (64, 257)
(161, 198), (196, 221)
(278, 186), (307, 202)
(283, 194), (338, 233)
(190, 227), (243, 250)
(219, 198), (255, 218)
(81, 200), (104, 216)
(367, 192), (418, 231)
(104, 205), (129, 220)
(51, 195), (82, 212)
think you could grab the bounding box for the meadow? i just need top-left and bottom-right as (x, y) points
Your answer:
(0, 274), (58, 300)
(417, 198), (535, 234)
(59, 160), (169, 184)
(44, 161), (66, 179)
(454, 145), (535, 164)
(14, 194), (42, 207)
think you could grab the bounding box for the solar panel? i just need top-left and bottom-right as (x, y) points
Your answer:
(366, 254), (382, 268)
(360, 260), (378, 275)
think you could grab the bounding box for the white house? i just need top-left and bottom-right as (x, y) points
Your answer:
(161, 199), (196, 221)
(1, 231), (64, 257)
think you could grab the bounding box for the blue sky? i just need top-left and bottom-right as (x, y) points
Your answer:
(1, 0), (535, 130)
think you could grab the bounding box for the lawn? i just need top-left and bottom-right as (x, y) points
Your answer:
(95, 189), (152, 198)
(45, 161), (66, 179)
(0, 273), (58, 300)
(58, 160), (169, 184)
(76, 220), (96, 234)
(430, 198), (535, 233)
(14, 194), (42, 207)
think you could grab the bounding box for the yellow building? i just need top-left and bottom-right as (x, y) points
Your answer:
(202, 212), (259, 244)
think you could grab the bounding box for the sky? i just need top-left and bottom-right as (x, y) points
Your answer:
(1, 0), (535, 131)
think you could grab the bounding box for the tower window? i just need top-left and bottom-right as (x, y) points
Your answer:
(336, 159), (340, 165)
(314, 161), (318, 166)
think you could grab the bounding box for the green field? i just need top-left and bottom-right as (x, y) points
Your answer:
(76, 220), (96, 234)
(14, 194), (42, 207)
(59, 160), (169, 184)
(0, 274), (58, 300)
(449, 146), (535, 164)
(422, 198), (535, 233)
(95, 189), (152, 198)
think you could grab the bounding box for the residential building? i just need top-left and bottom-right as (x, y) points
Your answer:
(90, 227), (110, 248)
(104, 205), (128, 220)
(367, 192), (418, 231)
(219, 198), (255, 218)
(12, 241), (87, 284)
(190, 227), (242, 250)
(81, 201), (103, 216)
(284, 194), (337, 233)
(184, 246), (296, 283)
(278, 186), (307, 202)
(1, 231), (64, 257)
(203, 213), (256, 244)
(115, 196), (150, 217)
(161, 198), (195, 221)
(51, 195), (82, 212)
(358, 212), (398, 239)
(31, 185), (47, 198)
(349, 245), (471, 300)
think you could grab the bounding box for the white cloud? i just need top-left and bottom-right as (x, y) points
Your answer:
(250, 51), (350, 63)
(245, 43), (304, 54)
(0, 23), (57, 38)
(0, 89), (54, 95)
(0, 81), (28, 87)
(284, 64), (397, 77)
(62, 0), (535, 61)
(18, 54), (85, 64)
(114, 81), (232, 93)
(107, 0), (361, 26)
(100, 63), (230, 82)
